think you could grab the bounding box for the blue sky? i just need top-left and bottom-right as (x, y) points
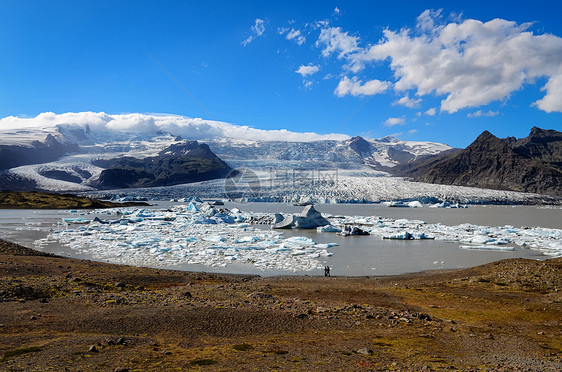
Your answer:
(1, 1), (562, 147)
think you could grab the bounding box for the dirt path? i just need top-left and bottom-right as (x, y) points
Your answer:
(0, 239), (561, 371)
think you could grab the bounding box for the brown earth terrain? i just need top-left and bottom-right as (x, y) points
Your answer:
(0, 239), (561, 371)
(0, 191), (149, 210)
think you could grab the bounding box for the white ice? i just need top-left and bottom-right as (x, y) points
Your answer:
(35, 201), (562, 274)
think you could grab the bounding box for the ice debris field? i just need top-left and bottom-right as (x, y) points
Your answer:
(34, 200), (562, 273)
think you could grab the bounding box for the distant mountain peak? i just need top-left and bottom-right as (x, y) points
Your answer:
(348, 136), (371, 156)
(474, 130), (497, 141)
(399, 126), (562, 196)
(379, 135), (398, 143)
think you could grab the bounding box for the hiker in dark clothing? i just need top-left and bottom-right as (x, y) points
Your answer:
(324, 266), (330, 277)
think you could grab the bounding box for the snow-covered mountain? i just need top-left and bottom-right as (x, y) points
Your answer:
(205, 135), (450, 171)
(0, 112), (451, 192)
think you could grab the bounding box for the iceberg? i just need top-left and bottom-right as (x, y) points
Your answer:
(383, 232), (414, 240)
(186, 202), (200, 212)
(273, 205), (330, 229)
(338, 225), (369, 236)
(317, 225), (342, 233)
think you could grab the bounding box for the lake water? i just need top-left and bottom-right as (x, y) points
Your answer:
(0, 202), (558, 277)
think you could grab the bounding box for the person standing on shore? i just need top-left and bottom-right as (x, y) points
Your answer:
(324, 266), (330, 277)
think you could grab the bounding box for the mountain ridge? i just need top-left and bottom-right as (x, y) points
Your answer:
(397, 127), (562, 196)
(0, 122), (450, 192)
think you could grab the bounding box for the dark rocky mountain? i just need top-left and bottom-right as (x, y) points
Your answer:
(348, 136), (372, 158)
(92, 141), (231, 189)
(0, 173), (39, 192)
(0, 134), (79, 170)
(397, 127), (562, 196)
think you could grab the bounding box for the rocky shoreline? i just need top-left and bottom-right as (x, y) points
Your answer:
(0, 239), (561, 370)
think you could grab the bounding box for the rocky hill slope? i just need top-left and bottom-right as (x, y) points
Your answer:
(397, 127), (562, 196)
(92, 140), (231, 189)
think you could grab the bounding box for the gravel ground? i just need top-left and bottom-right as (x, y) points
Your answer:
(0, 239), (561, 371)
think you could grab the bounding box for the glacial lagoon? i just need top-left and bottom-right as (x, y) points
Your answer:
(0, 202), (559, 277)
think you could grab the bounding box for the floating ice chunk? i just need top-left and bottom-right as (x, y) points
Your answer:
(135, 210), (155, 218)
(62, 218), (90, 224)
(256, 240), (277, 248)
(383, 232), (413, 240)
(193, 217), (217, 224)
(411, 232), (434, 240)
(202, 236), (226, 243)
(317, 225), (342, 233)
(219, 215), (236, 224)
(235, 236), (261, 243)
(314, 243), (339, 249)
(466, 235), (495, 244)
(429, 201), (467, 208)
(285, 236), (316, 246)
(265, 247), (291, 254)
(459, 245), (515, 251)
(186, 202), (200, 212)
(384, 201), (422, 208)
(223, 248), (239, 256)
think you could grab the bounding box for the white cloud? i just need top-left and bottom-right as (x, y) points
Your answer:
(383, 116), (406, 127)
(286, 28), (306, 45)
(0, 112), (351, 142)
(425, 107), (437, 116)
(534, 73), (562, 112)
(394, 94), (422, 108)
(333, 7), (341, 15)
(416, 9), (442, 32)
(295, 64), (320, 77)
(252, 18), (265, 36)
(334, 76), (390, 97)
(315, 20), (329, 29)
(242, 18), (265, 46)
(467, 110), (499, 118)
(303, 81), (313, 89)
(408, 129), (418, 134)
(316, 27), (360, 58)
(346, 11), (562, 113)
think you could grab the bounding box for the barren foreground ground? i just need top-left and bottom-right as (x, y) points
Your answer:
(0, 239), (561, 371)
